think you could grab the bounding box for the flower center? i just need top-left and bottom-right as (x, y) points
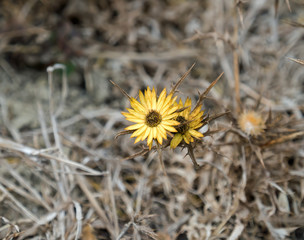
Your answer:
(146, 110), (162, 127)
(176, 116), (189, 134)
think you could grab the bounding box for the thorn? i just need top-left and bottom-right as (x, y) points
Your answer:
(109, 80), (132, 100)
(170, 63), (196, 95)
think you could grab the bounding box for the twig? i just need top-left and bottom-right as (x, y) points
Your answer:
(170, 62), (196, 95)
(109, 80), (131, 100)
(288, 57), (304, 66)
(0, 137), (105, 176)
(107, 166), (119, 238)
(192, 72), (224, 112)
(233, 0), (241, 113)
(76, 175), (114, 238)
(0, 183), (39, 223)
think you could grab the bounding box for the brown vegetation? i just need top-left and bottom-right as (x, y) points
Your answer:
(0, 0), (304, 239)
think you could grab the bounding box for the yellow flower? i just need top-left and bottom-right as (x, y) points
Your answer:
(122, 87), (179, 149)
(238, 110), (265, 136)
(170, 97), (204, 148)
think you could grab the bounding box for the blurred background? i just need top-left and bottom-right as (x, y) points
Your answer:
(0, 0), (304, 239)
(1, 0), (303, 131)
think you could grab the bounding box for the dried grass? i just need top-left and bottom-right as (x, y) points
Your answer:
(0, 0), (304, 239)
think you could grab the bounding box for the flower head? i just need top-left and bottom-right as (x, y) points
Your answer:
(238, 110), (266, 136)
(170, 97), (204, 148)
(122, 87), (179, 149)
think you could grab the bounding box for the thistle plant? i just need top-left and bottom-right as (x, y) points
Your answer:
(238, 110), (266, 136)
(229, 103), (304, 168)
(114, 64), (227, 169)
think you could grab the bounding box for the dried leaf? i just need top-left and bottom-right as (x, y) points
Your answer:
(82, 224), (97, 240)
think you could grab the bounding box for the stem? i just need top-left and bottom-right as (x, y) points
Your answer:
(187, 144), (200, 170)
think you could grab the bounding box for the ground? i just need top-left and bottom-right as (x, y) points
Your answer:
(0, 0), (304, 239)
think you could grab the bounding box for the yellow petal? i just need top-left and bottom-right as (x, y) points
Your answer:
(190, 105), (203, 118)
(163, 120), (180, 126)
(147, 131), (153, 146)
(184, 131), (194, 143)
(152, 127), (157, 139)
(165, 105), (179, 116)
(145, 87), (152, 109)
(130, 98), (146, 113)
(160, 94), (174, 115)
(125, 123), (145, 130)
(141, 127), (151, 140)
(123, 112), (145, 123)
(196, 110), (205, 118)
(183, 134), (190, 144)
(162, 124), (177, 133)
(156, 88), (167, 111)
(190, 121), (203, 129)
(122, 111), (145, 119)
(124, 117), (145, 123)
(162, 112), (178, 120)
(131, 125), (147, 138)
(134, 136), (142, 143)
(178, 98), (183, 106)
(121, 111), (133, 117)
(139, 91), (148, 109)
(125, 108), (146, 118)
(161, 103), (176, 116)
(157, 125), (167, 140)
(151, 87), (157, 110)
(185, 97), (192, 107)
(190, 110), (204, 121)
(170, 134), (183, 148)
(184, 97), (192, 118)
(189, 129), (204, 139)
(156, 133), (163, 145)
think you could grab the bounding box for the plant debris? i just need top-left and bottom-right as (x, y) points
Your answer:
(0, 1), (304, 239)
